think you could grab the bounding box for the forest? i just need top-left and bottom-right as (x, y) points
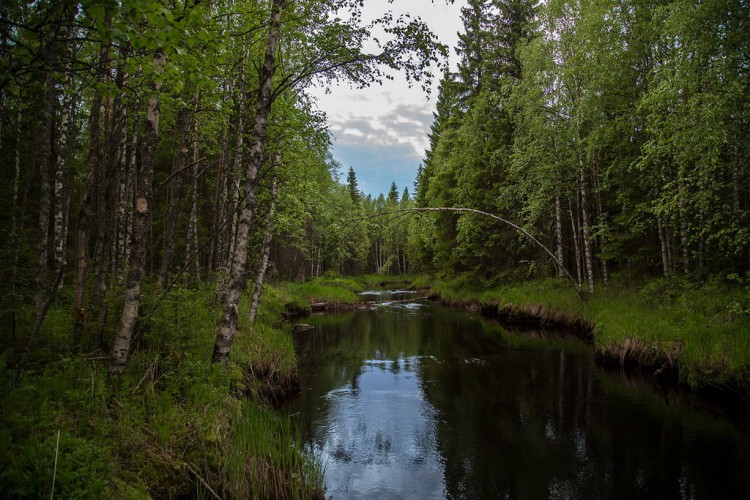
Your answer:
(1, 0), (749, 497)
(415, 0), (749, 290)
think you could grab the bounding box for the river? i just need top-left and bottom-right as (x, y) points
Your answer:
(284, 291), (750, 499)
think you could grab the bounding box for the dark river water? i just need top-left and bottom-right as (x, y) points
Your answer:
(284, 292), (750, 499)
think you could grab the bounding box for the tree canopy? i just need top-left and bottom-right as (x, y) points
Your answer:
(412, 0), (750, 290)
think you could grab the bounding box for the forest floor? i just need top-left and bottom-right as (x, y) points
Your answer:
(0, 279), (352, 499)
(418, 274), (750, 406)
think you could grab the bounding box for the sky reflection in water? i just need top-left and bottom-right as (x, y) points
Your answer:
(287, 300), (750, 499)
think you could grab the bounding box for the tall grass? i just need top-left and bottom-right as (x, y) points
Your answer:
(285, 275), (363, 305)
(226, 400), (323, 500)
(356, 274), (418, 288)
(1, 280), (322, 498)
(426, 275), (750, 389)
(288, 281), (359, 303)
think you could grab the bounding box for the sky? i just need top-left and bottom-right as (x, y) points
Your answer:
(308, 0), (467, 198)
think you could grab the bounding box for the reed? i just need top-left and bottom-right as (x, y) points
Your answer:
(226, 400), (324, 500)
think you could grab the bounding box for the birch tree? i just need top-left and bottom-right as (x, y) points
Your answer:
(110, 49), (165, 375)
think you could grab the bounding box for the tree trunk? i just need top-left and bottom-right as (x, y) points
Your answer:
(657, 218), (670, 279)
(206, 112), (229, 284)
(73, 171), (97, 350)
(666, 217), (675, 275)
(91, 70), (125, 344)
(158, 107), (190, 289)
(35, 78), (55, 318)
(110, 50), (165, 376)
(577, 151), (595, 294)
(654, 180), (670, 278)
(114, 108), (130, 272)
(732, 149), (740, 213)
(12, 105), (21, 244)
(699, 214), (706, 272)
(593, 158), (608, 288)
(225, 44), (250, 273)
(677, 165), (690, 274)
(10, 102), (31, 343)
(53, 59), (73, 281)
(121, 111), (139, 268)
(555, 182), (564, 279)
(73, 43), (107, 349)
(569, 200), (582, 289)
(249, 177), (279, 323)
(185, 105), (201, 286)
(212, 0), (286, 364)
(208, 113), (230, 280)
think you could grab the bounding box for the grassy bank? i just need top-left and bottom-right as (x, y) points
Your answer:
(424, 275), (750, 397)
(273, 274), (417, 316)
(1, 281), (323, 499)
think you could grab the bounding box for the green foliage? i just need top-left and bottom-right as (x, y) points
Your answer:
(415, 0), (750, 287)
(1, 281), (321, 498)
(287, 275), (364, 305)
(1, 429), (111, 499)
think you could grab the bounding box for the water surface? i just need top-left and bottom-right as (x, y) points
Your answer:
(286, 295), (750, 499)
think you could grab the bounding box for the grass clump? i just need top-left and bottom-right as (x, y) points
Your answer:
(285, 273), (364, 307)
(356, 274), (418, 289)
(226, 400), (324, 500)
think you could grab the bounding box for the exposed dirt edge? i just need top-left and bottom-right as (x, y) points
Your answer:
(242, 362), (302, 407)
(430, 292), (750, 409)
(283, 300), (369, 320)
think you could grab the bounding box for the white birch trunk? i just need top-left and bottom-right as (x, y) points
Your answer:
(569, 201), (583, 289)
(249, 177), (279, 323)
(110, 50), (165, 376)
(213, 0), (286, 363)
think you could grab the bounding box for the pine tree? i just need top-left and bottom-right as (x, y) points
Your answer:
(347, 167), (361, 206)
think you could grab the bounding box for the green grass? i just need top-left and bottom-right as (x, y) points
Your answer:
(1, 281), (322, 498)
(355, 274), (419, 288)
(226, 400), (323, 500)
(283, 274), (364, 306)
(426, 275), (750, 390)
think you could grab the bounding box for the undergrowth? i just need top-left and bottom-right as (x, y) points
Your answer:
(0, 280), (323, 498)
(286, 274), (363, 305)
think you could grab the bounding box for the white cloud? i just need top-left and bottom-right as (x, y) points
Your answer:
(308, 0), (467, 196)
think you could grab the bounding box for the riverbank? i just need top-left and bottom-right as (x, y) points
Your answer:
(279, 274), (418, 316)
(418, 275), (750, 405)
(1, 282), (323, 498)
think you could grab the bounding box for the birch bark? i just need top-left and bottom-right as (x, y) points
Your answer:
(110, 50), (165, 376)
(249, 177), (279, 323)
(212, 0), (286, 363)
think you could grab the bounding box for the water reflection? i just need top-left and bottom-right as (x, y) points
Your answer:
(311, 356), (444, 498)
(286, 301), (750, 499)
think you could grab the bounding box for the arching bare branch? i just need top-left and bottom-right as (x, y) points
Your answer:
(362, 207), (587, 302)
